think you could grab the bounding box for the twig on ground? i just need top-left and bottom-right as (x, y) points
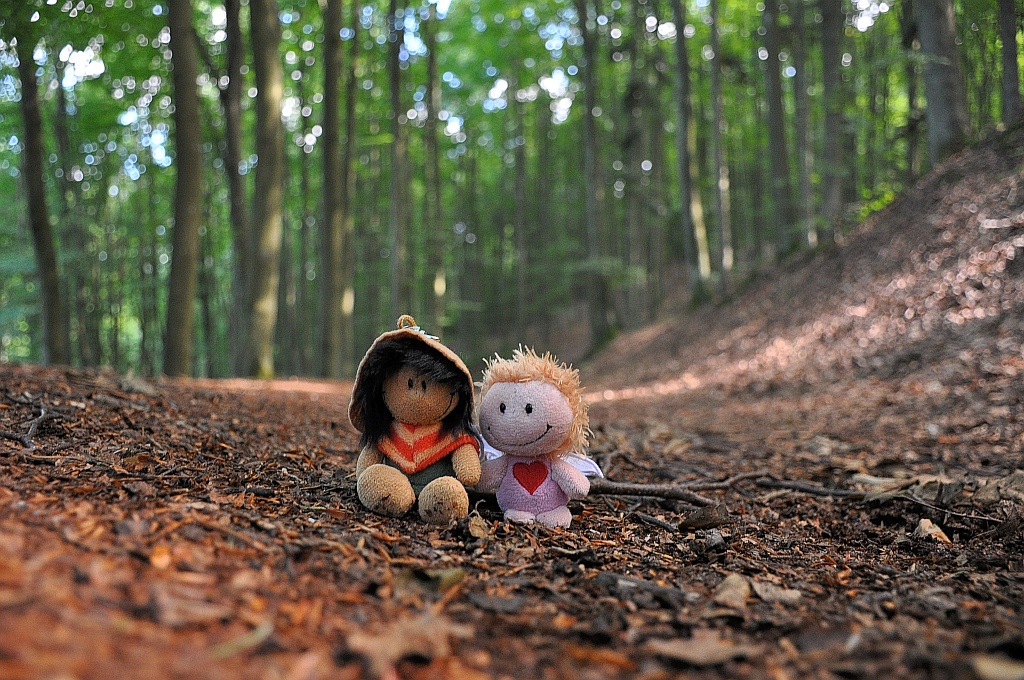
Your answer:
(685, 470), (773, 491)
(589, 478), (717, 506)
(632, 512), (679, 532)
(904, 493), (1002, 523)
(0, 408), (60, 451)
(754, 477), (864, 498)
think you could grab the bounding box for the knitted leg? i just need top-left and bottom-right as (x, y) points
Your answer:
(418, 476), (469, 524)
(503, 509), (537, 524)
(536, 506), (573, 528)
(356, 464), (415, 517)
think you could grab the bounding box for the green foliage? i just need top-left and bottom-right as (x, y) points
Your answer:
(0, 0), (1014, 374)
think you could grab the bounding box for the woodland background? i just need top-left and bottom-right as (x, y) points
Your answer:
(0, 0), (1021, 378)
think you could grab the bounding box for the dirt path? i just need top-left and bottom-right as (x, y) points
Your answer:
(0, 358), (1021, 680)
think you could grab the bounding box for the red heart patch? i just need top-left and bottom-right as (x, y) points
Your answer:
(512, 461), (549, 495)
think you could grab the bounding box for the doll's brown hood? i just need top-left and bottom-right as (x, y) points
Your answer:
(348, 315), (474, 433)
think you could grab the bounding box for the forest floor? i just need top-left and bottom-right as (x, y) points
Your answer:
(3, 126), (1024, 680)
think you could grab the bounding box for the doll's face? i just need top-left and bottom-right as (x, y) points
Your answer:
(383, 365), (459, 426)
(479, 380), (572, 457)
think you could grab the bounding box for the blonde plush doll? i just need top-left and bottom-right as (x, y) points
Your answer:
(475, 348), (598, 528)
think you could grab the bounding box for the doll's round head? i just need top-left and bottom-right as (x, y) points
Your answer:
(477, 347), (588, 459)
(383, 363), (460, 426)
(349, 332), (474, 448)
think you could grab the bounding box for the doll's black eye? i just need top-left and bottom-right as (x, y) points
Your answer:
(525, 403), (533, 414)
(408, 378), (414, 389)
(421, 380), (427, 390)
(499, 403), (506, 413)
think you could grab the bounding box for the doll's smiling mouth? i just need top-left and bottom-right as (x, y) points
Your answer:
(502, 423), (552, 447)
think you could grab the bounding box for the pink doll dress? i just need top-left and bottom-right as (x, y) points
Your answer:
(496, 455), (568, 515)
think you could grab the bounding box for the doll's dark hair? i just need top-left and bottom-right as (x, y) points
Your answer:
(354, 336), (475, 449)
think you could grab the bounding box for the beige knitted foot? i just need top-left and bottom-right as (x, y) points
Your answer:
(417, 476), (469, 524)
(356, 464), (415, 517)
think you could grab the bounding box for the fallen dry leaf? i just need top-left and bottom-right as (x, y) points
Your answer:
(467, 511), (490, 539)
(913, 518), (952, 545)
(645, 629), (761, 666)
(347, 613), (473, 679)
(713, 573), (750, 610)
(679, 503), (731, 530)
(751, 580), (802, 606)
(972, 654), (1024, 680)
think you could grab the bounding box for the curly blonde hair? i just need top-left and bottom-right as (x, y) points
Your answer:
(477, 347), (589, 459)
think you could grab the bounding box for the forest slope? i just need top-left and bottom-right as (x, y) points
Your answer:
(586, 124), (1024, 453)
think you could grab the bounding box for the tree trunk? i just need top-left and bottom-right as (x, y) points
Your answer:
(247, 0), (285, 378)
(424, 2), (446, 333)
(913, 0), (970, 164)
(573, 0), (612, 350)
(669, 0), (701, 298)
(623, 3), (649, 329)
(998, 0), (1023, 126)
(53, 61), (95, 365)
(709, 0), (732, 295)
(163, 0), (204, 376)
(387, 0), (409, 320)
(339, 0), (359, 375)
(820, 0), (844, 244)
(762, 0), (796, 256)
(791, 0), (816, 247)
(513, 92), (529, 336)
(14, 34), (70, 366)
(276, 163), (296, 376)
(322, 0), (346, 378)
(225, 0), (252, 376)
(900, 0), (923, 182)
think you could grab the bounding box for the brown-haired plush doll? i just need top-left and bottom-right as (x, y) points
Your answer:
(349, 316), (481, 524)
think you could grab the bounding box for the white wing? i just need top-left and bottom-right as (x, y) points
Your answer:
(565, 451), (605, 478)
(481, 438), (505, 461)
(479, 436), (604, 478)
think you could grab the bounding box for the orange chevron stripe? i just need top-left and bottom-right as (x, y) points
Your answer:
(379, 423), (478, 474)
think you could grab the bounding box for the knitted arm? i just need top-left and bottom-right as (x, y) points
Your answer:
(355, 445), (385, 478)
(451, 442), (482, 487)
(475, 454), (508, 493)
(550, 459), (590, 500)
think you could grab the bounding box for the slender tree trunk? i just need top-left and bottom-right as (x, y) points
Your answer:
(623, 4), (649, 328)
(573, 0), (612, 349)
(53, 62), (95, 365)
(322, 0), (345, 378)
(387, 0), (409, 320)
(247, 0), (285, 378)
(689, 111), (712, 282)
(647, 41), (669, 319)
(511, 91), (529, 337)
(669, 0), (701, 298)
(913, 0), (970, 164)
(792, 0), (816, 247)
(762, 0), (796, 256)
(900, 0), (923, 182)
(709, 0), (732, 295)
(820, 0), (844, 244)
(198, 213), (216, 377)
(423, 3), (446, 333)
(339, 0), (359, 375)
(533, 100), (554, 341)
(225, 0), (252, 376)
(14, 35), (70, 365)
(295, 75), (313, 376)
(277, 163), (296, 376)
(998, 0), (1023, 126)
(163, 0), (204, 376)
